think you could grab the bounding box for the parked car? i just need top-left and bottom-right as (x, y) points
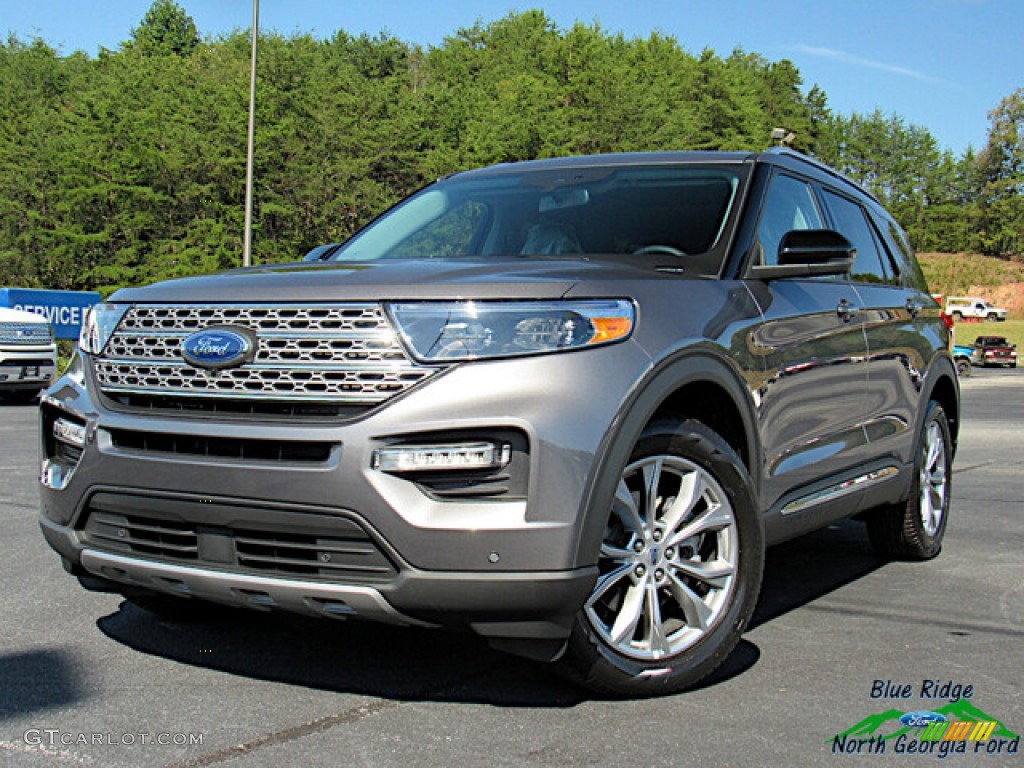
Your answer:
(952, 344), (974, 376)
(945, 296), (1008, 322)
(0, 306), (57, 403)
(39, 148), (959, 696)
(973, 335), (1017, 367)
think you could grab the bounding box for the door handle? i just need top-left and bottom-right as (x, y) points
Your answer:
(836, 298), (859, 322)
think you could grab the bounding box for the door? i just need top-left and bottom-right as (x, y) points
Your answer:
(746, 172), (872, 512)
(821, 190), (939, 463)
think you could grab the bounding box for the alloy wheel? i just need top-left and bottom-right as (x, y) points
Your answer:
(585, 454), (738, 661)
(919, 420), (948, 536)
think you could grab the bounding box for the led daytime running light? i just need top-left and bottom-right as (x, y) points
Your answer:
(53, 417), (87, 448)
(373, 442), (511, 473)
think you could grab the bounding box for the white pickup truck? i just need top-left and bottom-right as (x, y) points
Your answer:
(945, 296), (1009, 322)
(0, 306), (57, 402)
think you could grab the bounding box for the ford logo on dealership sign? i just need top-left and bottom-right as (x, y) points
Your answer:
(899, 711), (947, 728)
(181, 326), (256, 370)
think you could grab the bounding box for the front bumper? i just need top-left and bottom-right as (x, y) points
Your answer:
(38, 342), (651, 639)
(981, 351), (1016, 365)
(40, 514), (595, 640)
(0, 345), (57, 389)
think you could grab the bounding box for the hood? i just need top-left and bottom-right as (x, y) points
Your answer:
(0, 306), (50, 324)
(108, 257), (676, 304)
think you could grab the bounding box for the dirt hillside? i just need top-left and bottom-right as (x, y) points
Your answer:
(966, 283), (1024, 315)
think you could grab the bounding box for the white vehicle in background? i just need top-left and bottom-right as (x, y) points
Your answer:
(0, 307), (57, 403)
(945, 296), (1008, 322)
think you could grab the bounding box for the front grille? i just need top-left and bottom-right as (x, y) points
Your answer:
(93, 303), (436, 408)
(108, 428), (335, 463)
(234, 530), (391, 578)
(0, 322), (53, 345)
(104, 393), (359, 418)
(85, 510), (199, 561)
(80, 492), (397, 583)
(3, 357), (55, 367)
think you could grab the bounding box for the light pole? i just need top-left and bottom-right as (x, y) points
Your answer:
(242, 0), (259, 267)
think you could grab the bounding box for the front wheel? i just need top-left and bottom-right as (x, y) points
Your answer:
(866, 401), (951, 560)
(560, 419), (763, 696)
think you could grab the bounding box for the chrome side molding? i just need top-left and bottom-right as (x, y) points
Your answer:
(780, 465), (901, 517)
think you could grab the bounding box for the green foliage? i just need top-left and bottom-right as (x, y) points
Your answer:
(813, 110), (976, 252)
(918, 252), (1024, 295)
(127, 0), (200, 57)
(0, 5), (1020, 296)
(974, 88), (1024, 256)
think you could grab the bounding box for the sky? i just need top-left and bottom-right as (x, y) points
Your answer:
(4, 0), (1022, 156)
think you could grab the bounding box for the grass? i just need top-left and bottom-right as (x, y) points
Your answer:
(952, 318), (1024, 352)
(918, 252), (1024, 295)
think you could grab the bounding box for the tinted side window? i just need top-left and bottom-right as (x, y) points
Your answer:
(874, 213), (929, 291)
(822, 190), (896, 285)
(755, 173), (824, 266)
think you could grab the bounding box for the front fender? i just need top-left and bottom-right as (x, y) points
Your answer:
(572, 346), (762, 566)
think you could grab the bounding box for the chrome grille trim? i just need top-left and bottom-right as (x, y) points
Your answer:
(93, 303), (435, 404)
(0, 322), (54, 345)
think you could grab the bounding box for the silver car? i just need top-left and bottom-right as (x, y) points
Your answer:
(39, 149), (959, 695)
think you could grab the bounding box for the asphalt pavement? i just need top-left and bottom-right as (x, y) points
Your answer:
(1, 368), (1021, 767)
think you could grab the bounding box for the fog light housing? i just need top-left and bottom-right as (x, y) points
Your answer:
(372, 442), (511, 473)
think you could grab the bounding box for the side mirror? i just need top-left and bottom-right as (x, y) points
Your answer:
(748, 229), (856, 280)
(777, 229), (856, 266)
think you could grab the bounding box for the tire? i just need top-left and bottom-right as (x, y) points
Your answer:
(987, 313), (998, 322)
(559, 418), (763, 696)
(955, 358), (971, 377)
(866, 402), (951, 560)
(951, 311), (963, 321)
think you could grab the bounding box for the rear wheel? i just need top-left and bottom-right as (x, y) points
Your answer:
(955, 358), (971, 377)
(866, 402), (951, 560)
(560, 419), (763, 696)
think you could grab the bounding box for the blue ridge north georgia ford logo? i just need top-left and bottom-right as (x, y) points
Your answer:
(180, 326), (256, 370)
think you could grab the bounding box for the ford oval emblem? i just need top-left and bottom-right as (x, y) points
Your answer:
(899, 711), (947, 728)
(181, 326), (256, 370)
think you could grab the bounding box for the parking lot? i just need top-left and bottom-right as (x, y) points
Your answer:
(2, 369), (1022, 768)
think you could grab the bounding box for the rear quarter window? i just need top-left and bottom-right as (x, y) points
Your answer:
(872, 211), (930, 292)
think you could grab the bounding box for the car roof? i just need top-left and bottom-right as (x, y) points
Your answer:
(444, 148), (880, 205)
(446, 151), (757, 181)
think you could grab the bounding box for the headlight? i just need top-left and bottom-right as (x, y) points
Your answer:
(78, 303), (129, 355)
(388, 300), (635, 362)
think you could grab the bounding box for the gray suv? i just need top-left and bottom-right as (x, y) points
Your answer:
(39, 149), (959, 695)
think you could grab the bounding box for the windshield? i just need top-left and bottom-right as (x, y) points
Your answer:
(325, 165), (743, 273)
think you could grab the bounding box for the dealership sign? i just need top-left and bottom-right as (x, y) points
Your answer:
(0, 288), (102, 340)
